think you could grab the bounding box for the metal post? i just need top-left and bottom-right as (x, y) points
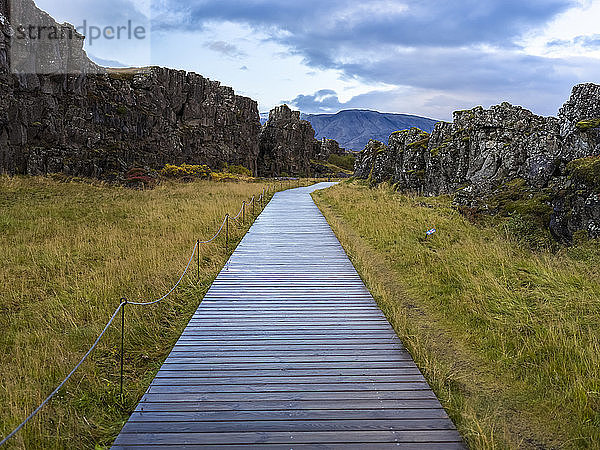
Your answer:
(196, 239), (200, 281)
(120, 298), (127, 402)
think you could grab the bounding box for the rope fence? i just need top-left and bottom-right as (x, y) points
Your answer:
(0, 180), (312, 447)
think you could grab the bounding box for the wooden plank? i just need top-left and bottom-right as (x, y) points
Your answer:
(146, 382), (432, 393)
(125, 408), (450, 422)
(112, 443), (465, 450)
(139, 391), (436, 402)
(118, 418), (456, 433)
(113, 430), (464, 445)
(150, 377), (428, 386)
(153, 368), (423, 378)
(132, 399), (448, 412)
(113, 183), (464, 448)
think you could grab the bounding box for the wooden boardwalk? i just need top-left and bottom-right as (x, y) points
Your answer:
(112, 183), (464, 449)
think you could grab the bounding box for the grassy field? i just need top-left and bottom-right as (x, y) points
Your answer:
(313, 181), (600, 449)
(0, 175), (295, 449)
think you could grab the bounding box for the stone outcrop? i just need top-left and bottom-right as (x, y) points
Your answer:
(0, 66), (261, 178)
(2, 0), (101, 75)
(316, 138), (344, 160)
(0, 0), (261, 178)
(355, 84), (600, 242)
(258, 104), (345, 177)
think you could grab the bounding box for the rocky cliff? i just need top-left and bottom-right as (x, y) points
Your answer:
(355, 84), (600, 242)
(0, 0), (261, 178)
(258, 104), (345, 177)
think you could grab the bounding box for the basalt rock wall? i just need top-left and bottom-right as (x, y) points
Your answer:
(0, 0), (261, 178)
(354, 84), (600, 241)
(258, 104), (345, 177)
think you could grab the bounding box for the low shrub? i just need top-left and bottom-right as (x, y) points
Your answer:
(160, 164), (211, 179)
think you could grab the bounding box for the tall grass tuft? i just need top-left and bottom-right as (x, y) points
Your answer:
(313, 181), (600, 449)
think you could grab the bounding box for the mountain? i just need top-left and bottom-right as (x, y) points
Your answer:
(260, 110), (438, 151)
(302, 110), (438, 151)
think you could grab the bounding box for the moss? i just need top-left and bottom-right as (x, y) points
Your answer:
(116, 105), (128, 116)
(391, 129), (409, 136)
(328, 154), (356, 171)
(567, 156), (600, 189)
(108, 71), (135, 81)
(484, 178), (554, 249)
(407, 138), (430, 150)
(31, 121), (42, 127)
(406, 169), (425, 179)
(575, 118), (600, 130)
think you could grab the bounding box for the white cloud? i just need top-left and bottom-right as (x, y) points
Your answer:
(519, 0), (600, 58)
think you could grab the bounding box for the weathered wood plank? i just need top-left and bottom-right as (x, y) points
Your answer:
(119, 418), (457, 433)
(114, 430), (464, 445)
(112, 444), (465, 450)
(131, 399), (448, 412)
(124, 408), (450, 422)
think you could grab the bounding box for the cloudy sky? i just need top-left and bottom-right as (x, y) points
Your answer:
(36, 0), (600, 120)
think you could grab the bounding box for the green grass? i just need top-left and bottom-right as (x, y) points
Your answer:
(0, 176), (289, 449)
(313, 181), (600, 449)
(327, 154), (356, 172)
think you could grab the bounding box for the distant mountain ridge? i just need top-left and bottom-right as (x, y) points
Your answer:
(261, 110), (438, 151)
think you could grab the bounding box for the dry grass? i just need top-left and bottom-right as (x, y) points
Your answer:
(0, 176), (293, 449)
(313, 181), (600, 449)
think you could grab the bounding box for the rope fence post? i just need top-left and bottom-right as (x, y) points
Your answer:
(196, 239), (200, 281)
(252, 196), (255, 216)
(242, 201), (246, 224)
(225, 214), (229, 254)
(119, 298), (127, 403)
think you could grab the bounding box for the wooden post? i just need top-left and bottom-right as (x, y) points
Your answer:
(225, 215), (229, 253)
(119, 298), (127, 402)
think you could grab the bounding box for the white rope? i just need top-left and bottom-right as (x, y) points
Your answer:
(0, 303), (126, 446)
(128, 242), (198, 306)
(198, 215), (228, 244)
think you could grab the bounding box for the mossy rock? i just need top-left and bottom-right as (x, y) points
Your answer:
(485, 178), (552, 227)
(407, 138), (430, 150)
(566, 156), (600, 189)
(575, 118), (600, 130)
